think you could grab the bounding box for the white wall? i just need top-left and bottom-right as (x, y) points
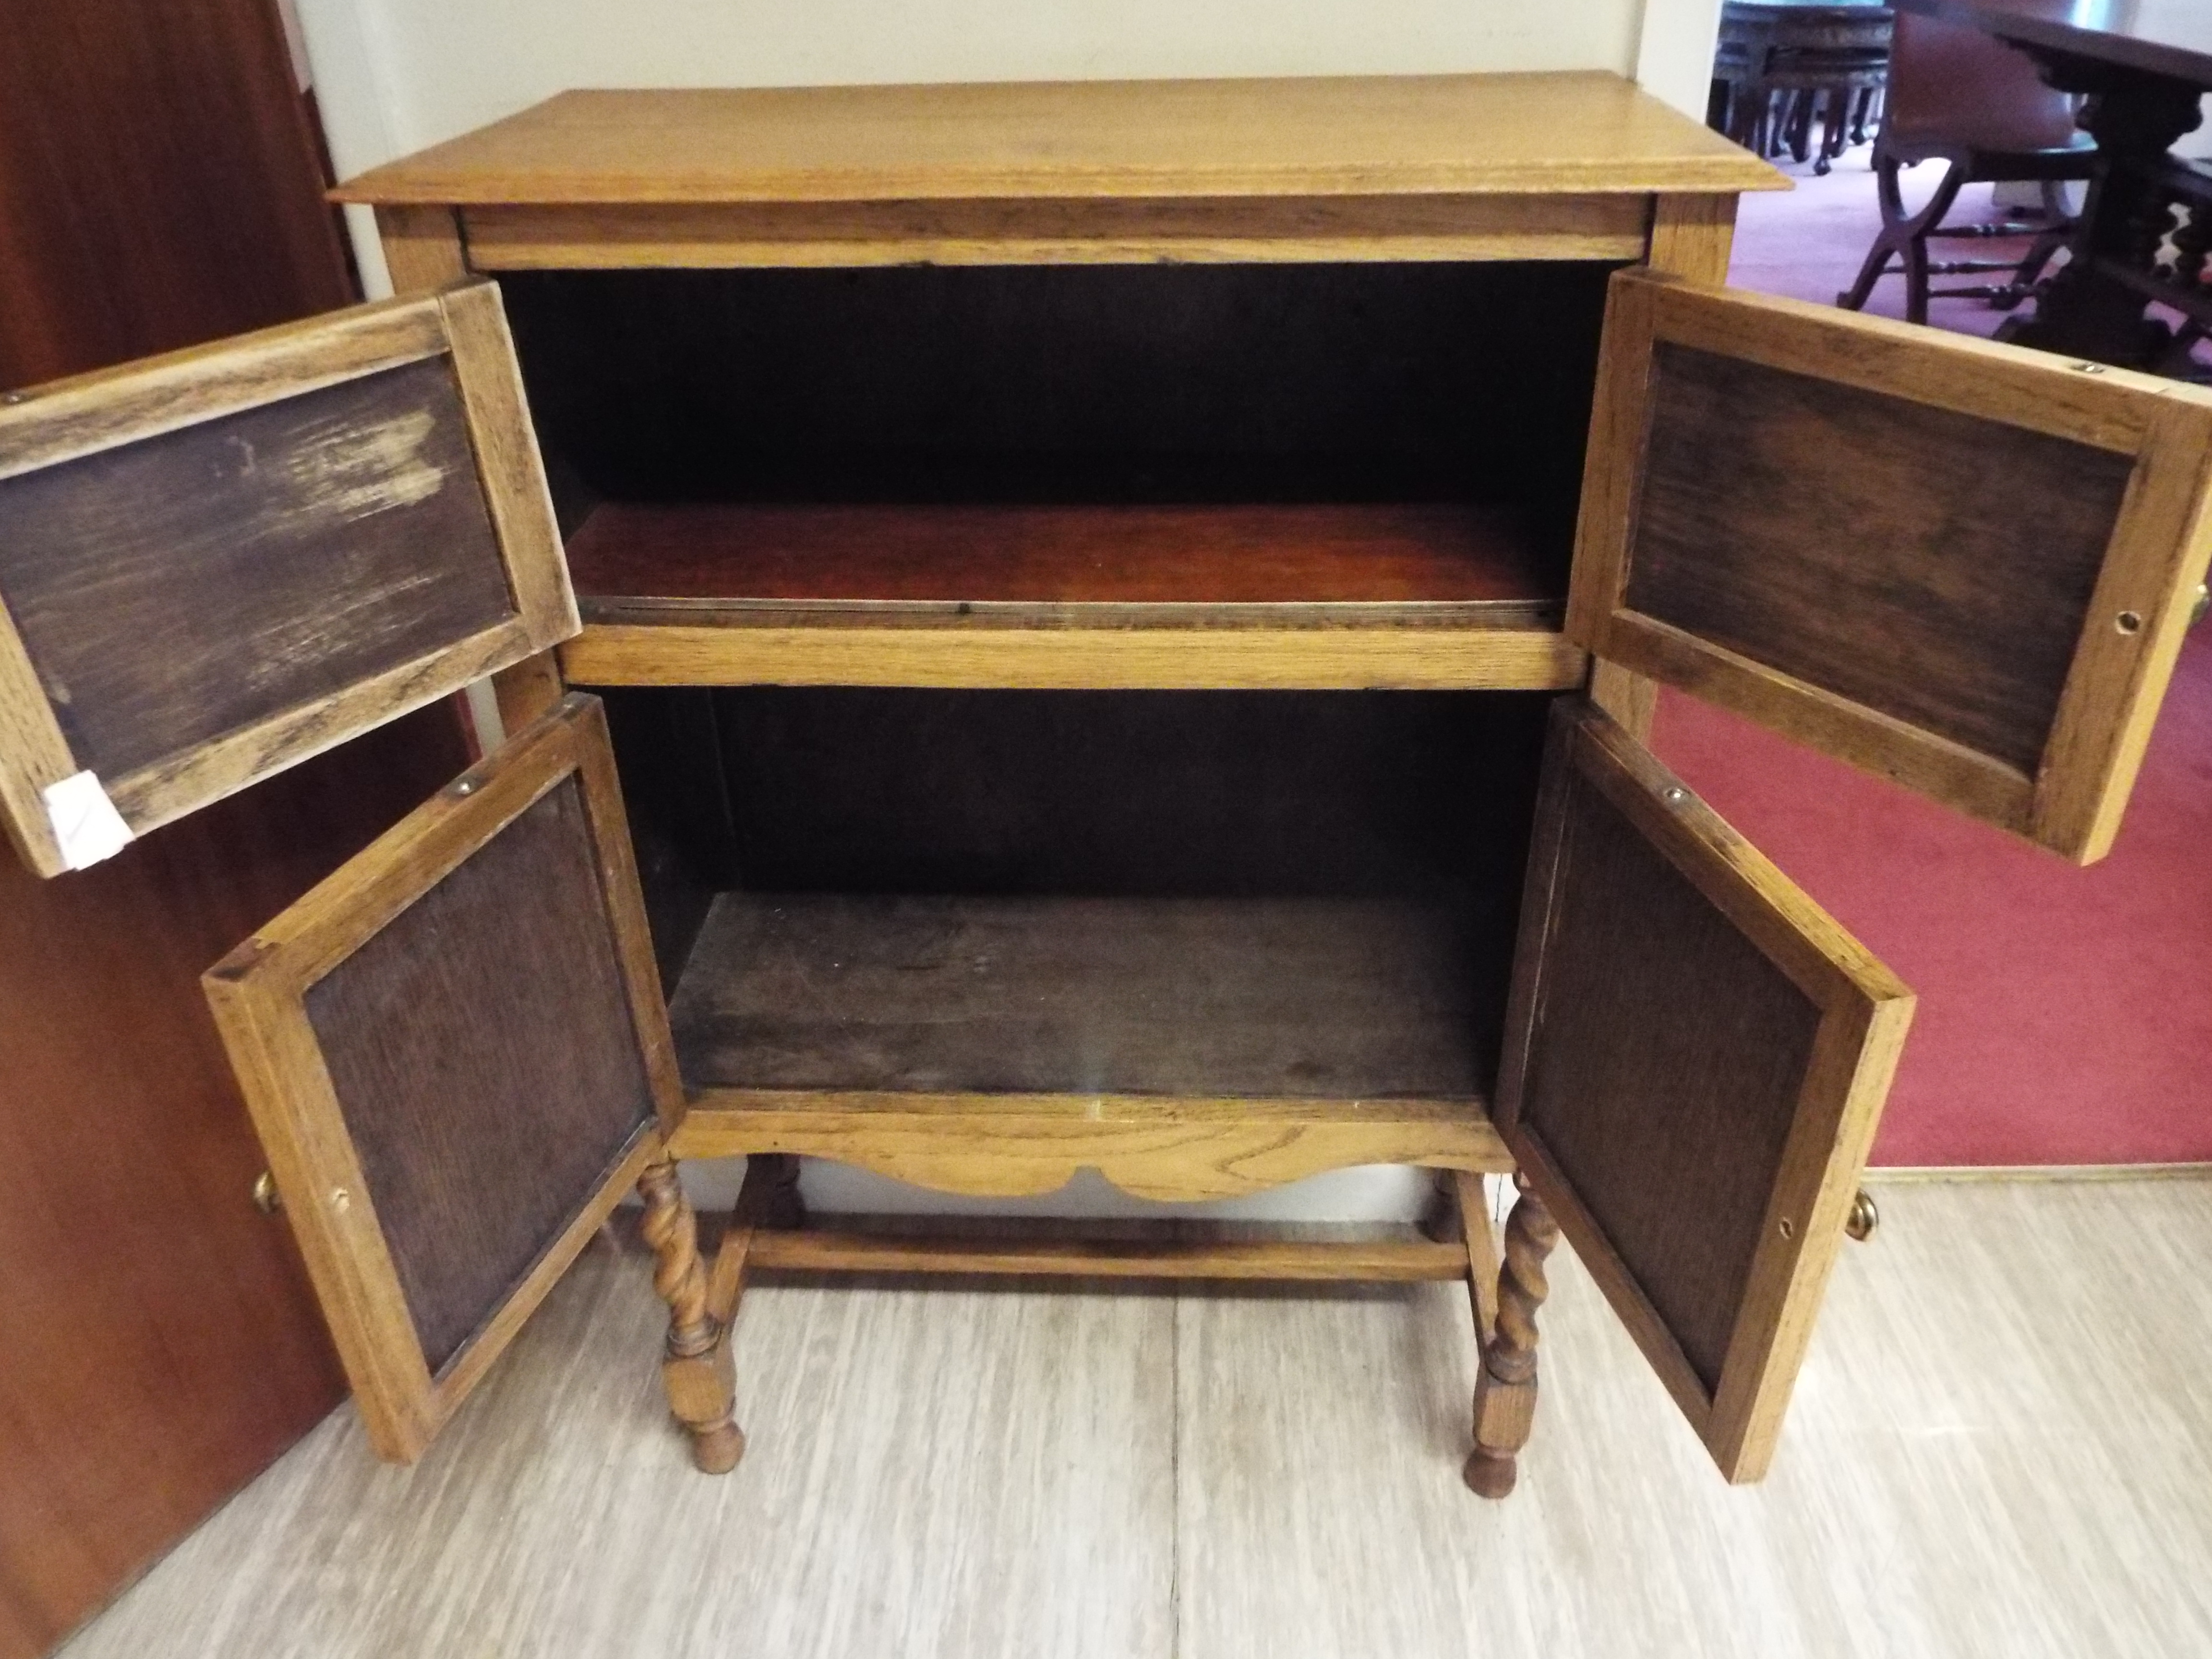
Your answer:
(292, 0), (1718, 1218)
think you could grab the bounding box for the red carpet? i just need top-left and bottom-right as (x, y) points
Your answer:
(1649, 155), (2212, 1165)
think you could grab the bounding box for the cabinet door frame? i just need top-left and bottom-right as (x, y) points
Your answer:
(0, 283), (573, 878)
(1495, 700), (1913, 1480)
(203, 695), (680, 1460)
(1569, 269), (2212, 863)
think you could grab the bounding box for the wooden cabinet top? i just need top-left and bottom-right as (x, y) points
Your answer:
(334, 72), (1784, 206)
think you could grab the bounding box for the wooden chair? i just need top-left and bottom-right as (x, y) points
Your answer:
(1711, 4), (1892, 177)
(1838, 12), (2095, 324)
(2135, 157), (2212, 378)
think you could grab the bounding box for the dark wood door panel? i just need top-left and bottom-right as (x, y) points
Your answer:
(205, 697), (682, 1461)
(1496, 700), (1913, 1480)
(1570, 269), (2212, 863)
(1626, 341), (2134, 774)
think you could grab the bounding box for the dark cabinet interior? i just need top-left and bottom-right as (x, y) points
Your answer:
(600, 685), (1553, 1110)
(501, 262), (1624, 625)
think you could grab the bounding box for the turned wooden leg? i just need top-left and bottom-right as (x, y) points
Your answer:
(638, 1158), (745, 1474)
(1452, 1169), (1502, 1345)
(745, 1152), (806, 1230)
(1465, 1173), (1560, 1500)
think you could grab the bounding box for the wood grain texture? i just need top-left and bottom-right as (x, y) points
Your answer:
(0, 300), (448, 481)
(2029, 397), (2212, 859)
(301, 773), (660, 1372)
(0, 0), (352, 396)
(671, 893), (1488, 1102)
(61, 1242), (1182, 1659)
(1495, 702), (1911, 1480)
(0, 284), (582, 875)
(0, 586), (79, 875)
(334, 74), (1783, 205)
(1464, 1181), (1560, 1498)
(675, 1095), (1510, 1203)
(459, 193), (1650, 269)
(202, 697), (682, 1461)
(0, 355), (512, 783)
(1572, 269), (2212, 859)
(1516, 744), (1826, 1393)
(566, 502), (1559, 621)
(1644, 192), (1741, 284)
(1174, 1179), (2212, 1659)
(563, 498), (1575, 688)
(1582, 189), (1741, 744)
(1627, 341), (2133, 774)
(44, 1179), (2212, 1659)
(436, 285), (576, 650)
(493, 651), (569, 736)
(563, 624), (1584, 690)
(746, 1228), (1473, 1281)
(373, 205), (469, 296)
(638, 1157), (743, 1474)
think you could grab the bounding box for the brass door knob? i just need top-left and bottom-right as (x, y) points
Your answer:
(2192, 584), (2209, 629)
(252, 1170), (283, 1215)
(1845, 1189), (1878, 1242)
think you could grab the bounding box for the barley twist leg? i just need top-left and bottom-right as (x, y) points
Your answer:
(1464, 1173), (1560, 1499)
(638, 1157), (744, 1474)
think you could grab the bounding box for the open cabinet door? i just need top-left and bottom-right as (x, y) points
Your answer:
(203, 695), (684, 1462)
(0, 282), (573, 878)
(1495, 700), (1913, 1483)
(1569, 269), (2212, 863)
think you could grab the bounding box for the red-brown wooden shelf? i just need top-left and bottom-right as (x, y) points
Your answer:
(556, 501), (1585, 690)
(565, 501), (1561, 622)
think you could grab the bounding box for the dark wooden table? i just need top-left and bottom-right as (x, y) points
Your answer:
(1893, 0), (2212, 364)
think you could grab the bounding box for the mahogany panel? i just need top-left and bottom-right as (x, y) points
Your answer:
(565, 502), (1556, 616)
(0, 0), (351, 394)
(0, 0), (407, 1649)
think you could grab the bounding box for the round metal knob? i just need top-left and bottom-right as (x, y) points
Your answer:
(252, 1170), (283, 1215)
(1845, 1189), (1878, 1242)
(2192, 584), (2210, 630)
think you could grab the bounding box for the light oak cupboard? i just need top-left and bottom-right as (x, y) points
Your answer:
(2, 73), (2207, 1500)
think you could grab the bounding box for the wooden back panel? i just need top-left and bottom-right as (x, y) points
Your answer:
(1570, 271), (2212, 863)
(1497, 700), (1912, 1480)
(0, 285), (575, 878)
(204, 696), (682, 1459)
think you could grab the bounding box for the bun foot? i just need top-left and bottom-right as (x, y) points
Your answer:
(1463, 1447), (1517, 1499)
(690, 1419), (746, 1475)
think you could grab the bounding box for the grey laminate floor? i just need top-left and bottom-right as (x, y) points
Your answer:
(60, 1178), (2212, 1659)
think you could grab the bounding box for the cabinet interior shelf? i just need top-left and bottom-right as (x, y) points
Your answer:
(665, 893), (1509, 1190)
(558, 503), (1584, 689)
(568, 500), (1560, 623)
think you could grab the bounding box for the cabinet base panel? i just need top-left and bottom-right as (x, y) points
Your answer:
(672, 1095), (1511, 1202)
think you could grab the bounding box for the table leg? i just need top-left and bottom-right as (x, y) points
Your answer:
(1999, 46), (2205, 366)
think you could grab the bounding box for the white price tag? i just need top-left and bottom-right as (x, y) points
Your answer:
(42, 770), (134, 870)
